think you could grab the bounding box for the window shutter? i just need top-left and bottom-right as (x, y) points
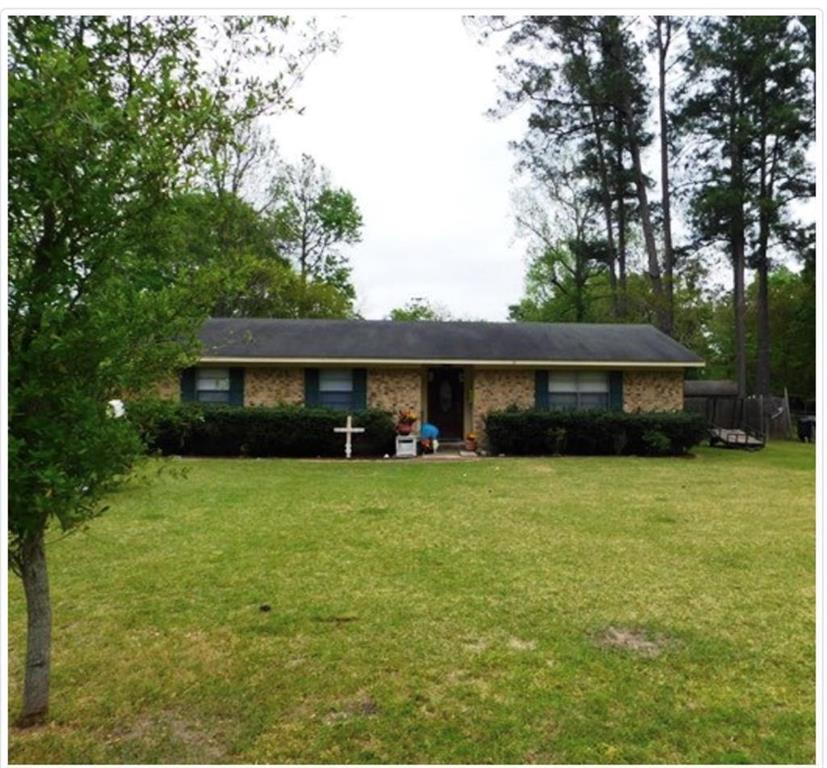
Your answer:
(304, 368), (320, 407)
(609, 371), (624, 411)
(181, 368), (196, 402)
(352, 368), (367, 411)
(534, 370), (549, 410)
(229, 368), (245, 406)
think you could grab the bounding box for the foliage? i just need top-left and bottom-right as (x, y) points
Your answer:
(128, 402), (396, 458)
(388, 297), (451, 321)
(271, 153), (363, 300)
(485, 408), (708, 456)
(701, 267), (816, 398)
(8, 444), (815, 763)
(7, 13), (328, 721)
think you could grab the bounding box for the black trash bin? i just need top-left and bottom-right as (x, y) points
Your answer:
(797, 415), (816, 443)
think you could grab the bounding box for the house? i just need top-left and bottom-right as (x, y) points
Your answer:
(158, 318), (704, 445)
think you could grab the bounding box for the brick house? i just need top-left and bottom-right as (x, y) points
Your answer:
(159, 318), (703, 445)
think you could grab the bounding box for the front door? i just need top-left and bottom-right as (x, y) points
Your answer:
(427, 367), (464, 440)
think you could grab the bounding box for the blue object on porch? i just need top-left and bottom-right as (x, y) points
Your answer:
(420, 423), (440, 440)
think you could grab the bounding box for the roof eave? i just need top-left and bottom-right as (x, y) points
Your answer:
(198, 355), (705, 368)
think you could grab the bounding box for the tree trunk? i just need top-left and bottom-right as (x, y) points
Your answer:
(17, 531), (52, 727)
(733, 231), (748, 399)
(612, 31), (667, 332)
(731, 135), (748, 398)
(588, 103), (620, 319)
(756, 258), (771, 396)
(614, 112), (628, 319)
(656, 16), (675, 336)
(754, 113), (779, 396)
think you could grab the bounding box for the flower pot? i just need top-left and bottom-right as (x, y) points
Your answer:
(465, 438), (477, 452)
(397, 423), (413, 436)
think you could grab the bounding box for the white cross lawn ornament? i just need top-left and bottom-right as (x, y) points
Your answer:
(333, 414), (365, 459)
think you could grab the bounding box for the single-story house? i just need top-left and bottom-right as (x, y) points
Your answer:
(157, 318), (704, 444)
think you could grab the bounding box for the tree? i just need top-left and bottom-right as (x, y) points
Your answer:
(8, 15), (323, 725)
(271, 154), (363, 300)
(510, 167), (610, 322)
(161, 191), (354, 318)
(744, 17), (813, 395)
(679, 17), (757, 397)
(680, 16), (814, 396)
(651, 16), (682, 335)
(388, 298), (451, 321)
(474, 15), (663, 323)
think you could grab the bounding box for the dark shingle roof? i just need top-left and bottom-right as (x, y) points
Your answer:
(198, 318), (703, 365)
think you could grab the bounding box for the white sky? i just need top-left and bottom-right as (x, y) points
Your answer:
(269, 11), (815, 319)
(270, 12), (528, 320)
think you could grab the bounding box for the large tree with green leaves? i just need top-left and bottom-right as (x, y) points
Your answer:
(475, 15), (668, 326)
(8, 14), (324, 725)
(680, 15), (814, 397)
(271, 153), (363, 301)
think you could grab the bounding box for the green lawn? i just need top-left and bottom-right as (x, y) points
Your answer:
(8, 443), (815, 764)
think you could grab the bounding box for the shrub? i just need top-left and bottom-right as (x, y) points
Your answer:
(641, 429), (672, 456)
(127, 401), (396, 458)
(484, 409), (708, 457)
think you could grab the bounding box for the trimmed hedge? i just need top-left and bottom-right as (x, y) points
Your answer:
(485, 408), (708, 456)
(127, 401), (396, 458)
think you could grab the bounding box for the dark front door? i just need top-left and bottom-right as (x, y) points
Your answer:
(427, 367), (464, 440)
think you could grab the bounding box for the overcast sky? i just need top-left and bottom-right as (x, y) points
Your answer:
(269, 12), (814, 321)
(271, 12), (528, 320)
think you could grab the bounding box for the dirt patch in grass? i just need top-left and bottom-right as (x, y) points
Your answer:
(595, 626), (673, 658)
(313, 615), (359, 624)
(323, 694), (378, 725)
(508, 637), (537, 651)
(110, 710), (229, 763)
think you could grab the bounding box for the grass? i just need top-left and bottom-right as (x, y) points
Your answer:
(8, 442), (815, 764)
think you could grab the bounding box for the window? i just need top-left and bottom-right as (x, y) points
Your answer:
(318, 369), (354, 410)
(549, 371), (609, 411)
(196, 368), (230, 404)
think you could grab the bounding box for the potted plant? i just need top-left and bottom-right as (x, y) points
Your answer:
(465, 432), (478, 452)
(396, 409), (418, 435)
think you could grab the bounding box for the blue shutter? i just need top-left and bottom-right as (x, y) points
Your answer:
(609, 371), (624, 411)
(535, 370), (549, 410)
(305, 368), (320, 407)
(229, 368), (244, 406)
(181, 368), (196, 402)
(352, 368), (367, 411)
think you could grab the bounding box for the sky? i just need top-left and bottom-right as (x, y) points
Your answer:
(270, 12), (528, 321)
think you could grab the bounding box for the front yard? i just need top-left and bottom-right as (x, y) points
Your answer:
(8, 443), (815, 763)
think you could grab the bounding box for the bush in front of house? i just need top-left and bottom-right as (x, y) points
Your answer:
(484, 408), (708, 456)
(127, 401), (396, 458)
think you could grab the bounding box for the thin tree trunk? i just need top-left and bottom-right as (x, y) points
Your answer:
(656, 16), (675, 336)
(755, 107), (780, 396)
(611, 30), (667, 331)
(18, 531), (52, 727)
(756, 257), (771, 395)
(587, 103), (619, 319)
(733, 231), (747, 398)
(614, 114), (627, 318)
(730, 97), (748, 399)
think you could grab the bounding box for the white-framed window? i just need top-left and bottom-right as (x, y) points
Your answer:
(549, 371), (609, 411)
(318, 368), (354, 410)
(196, 367), (231, 404)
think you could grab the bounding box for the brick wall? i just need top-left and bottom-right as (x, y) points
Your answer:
(472, 369), (535, 441)
(244, 367), (304, 407)
(623, 370), (684, 412)
(367, 367), (422, 416)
